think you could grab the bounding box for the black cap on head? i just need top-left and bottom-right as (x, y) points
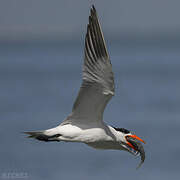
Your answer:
(113, 127), (130, 134)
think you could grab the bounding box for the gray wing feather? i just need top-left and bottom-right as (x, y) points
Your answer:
(64, 6), (115, 124)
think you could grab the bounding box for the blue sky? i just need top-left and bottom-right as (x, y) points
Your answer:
(0, 0), (180, 40)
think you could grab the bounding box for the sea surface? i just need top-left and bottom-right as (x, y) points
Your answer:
(0, 40), (180, 180)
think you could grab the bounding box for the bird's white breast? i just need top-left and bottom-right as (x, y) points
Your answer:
(56, 123), (113, 143)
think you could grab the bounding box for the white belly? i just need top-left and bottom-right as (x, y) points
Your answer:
(45, 123), (125, 150)
(56, 124), (113, 143)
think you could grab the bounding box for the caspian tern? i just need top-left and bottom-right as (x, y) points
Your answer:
(25, 5), (146, 168)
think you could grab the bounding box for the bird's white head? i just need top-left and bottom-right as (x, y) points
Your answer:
(113, 127), (146, 168)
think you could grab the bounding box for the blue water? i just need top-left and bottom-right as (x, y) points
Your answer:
(0, 41), (180, 180)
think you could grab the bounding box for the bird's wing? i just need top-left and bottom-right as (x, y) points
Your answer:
(63, 6), (115, 125)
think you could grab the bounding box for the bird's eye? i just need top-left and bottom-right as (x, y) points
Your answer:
(113, 127), (130, 134)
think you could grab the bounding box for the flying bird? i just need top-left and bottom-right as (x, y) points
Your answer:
(25, 5), (146, 168)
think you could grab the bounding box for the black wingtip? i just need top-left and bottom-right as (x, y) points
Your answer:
(92, 5), (96, 11)
(89, 15), (92, 22)
(90, 5), (97, 24)
(91, 5), (96, 14)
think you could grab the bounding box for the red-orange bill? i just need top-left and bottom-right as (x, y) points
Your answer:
(127, 134), (146, 144)
(126, 135), (146, 169)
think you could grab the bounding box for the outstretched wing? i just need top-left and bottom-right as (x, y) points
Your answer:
(64, 6), (115, 125)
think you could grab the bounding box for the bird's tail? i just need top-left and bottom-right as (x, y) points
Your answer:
(24, 130), (61, 142)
